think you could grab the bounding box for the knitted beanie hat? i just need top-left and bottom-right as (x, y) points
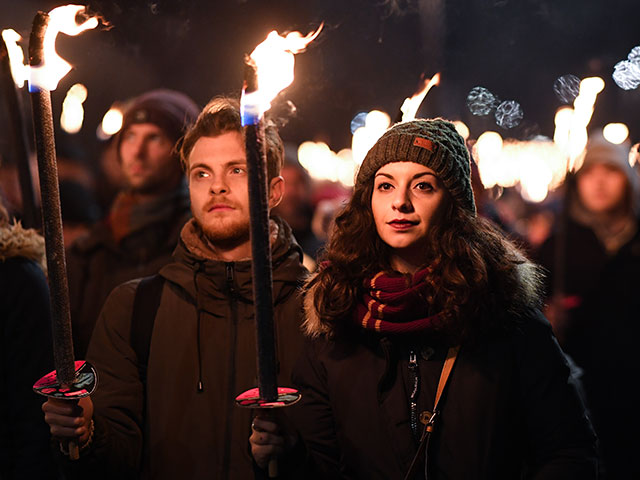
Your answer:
(118, 89), (199, 147)
(356, 119), (476, 215)
(579, 132), (640, 213)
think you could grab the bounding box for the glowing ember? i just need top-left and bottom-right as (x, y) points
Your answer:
(629, 143), (639, 167)
(351, 110), (391, 165)
(552, 77), (604, 172)
(612, 46), (640, 90)
(494, 100), (523, 129)
(613, 60), (640, 90)
(553, 74), (581, 104)
(60, 83), (87, 134)
(466, 86), (497, 116)
(474, 133), (568, 203)
(602, 123), (629, 145)
(400, 73), (440, 122)
(350, 112), (368, 134)
(1, 29), (29, 87)
(100, 107), (124, 136)
(452, 121), (469, 141)
(473, 131), (503, 188)
(241, 24), (322, 124)
(298, 141), (357, 187)
(29, 5), (99, 92)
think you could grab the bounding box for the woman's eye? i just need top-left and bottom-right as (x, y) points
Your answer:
(415, 181), (434, 191)
(231, 167), (245, 174)
(376, 182), (393, 191)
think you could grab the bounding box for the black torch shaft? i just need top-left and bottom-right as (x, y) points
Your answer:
(244, 60), (278, 402)
(29, 11), (76, 386)
(0, 36), (38, 229)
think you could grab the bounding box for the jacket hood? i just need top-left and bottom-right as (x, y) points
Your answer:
(302, 258), (543, 338)
(0, 222), (46, 273)
(159, 216), (306, 312)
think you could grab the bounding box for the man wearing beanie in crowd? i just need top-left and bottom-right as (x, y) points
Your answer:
(536, 132), (640, 478)
(66, 89), (199, 358)
(42, 97), (307, 479)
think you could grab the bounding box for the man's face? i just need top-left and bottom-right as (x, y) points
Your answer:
(576, 163), (628, 214)
(188, 131), (284, 250)
(119, 123), (181, 194)
(273, 165), (312, 232)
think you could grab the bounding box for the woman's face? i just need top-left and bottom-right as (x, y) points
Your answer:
(576, 163), (628, 215)
(371, 162), (448, 270)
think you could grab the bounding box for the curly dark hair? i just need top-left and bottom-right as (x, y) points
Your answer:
(310, 178), (544, 342)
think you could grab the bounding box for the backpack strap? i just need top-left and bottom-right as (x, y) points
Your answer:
(131, 274), (165, 385)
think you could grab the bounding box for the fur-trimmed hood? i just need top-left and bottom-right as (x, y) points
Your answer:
(302, 258), (544, 338)
(0, 222), (47, 273)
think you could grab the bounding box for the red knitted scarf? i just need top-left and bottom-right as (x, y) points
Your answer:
(354, 266), (443, 334)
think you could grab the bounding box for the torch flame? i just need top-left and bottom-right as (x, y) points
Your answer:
(60, 83), (87, 134)
(400, 73), (441, 122)
(241, 24), (322, 124)
(29, 5), (99, 92)
(2, 29), (30, 88)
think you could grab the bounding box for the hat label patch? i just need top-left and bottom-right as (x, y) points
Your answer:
(413, 137), (434, 151)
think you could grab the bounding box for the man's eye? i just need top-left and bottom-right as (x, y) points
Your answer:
(193, 170), (209, 179)
(231, 167), (245, 174)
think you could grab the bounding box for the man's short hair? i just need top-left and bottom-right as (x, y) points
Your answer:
(179, 97), (284, 180)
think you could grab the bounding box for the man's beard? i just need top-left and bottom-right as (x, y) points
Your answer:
(193, 209), (251, 250)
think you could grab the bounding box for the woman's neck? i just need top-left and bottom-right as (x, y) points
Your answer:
(390, 252), (423, 274)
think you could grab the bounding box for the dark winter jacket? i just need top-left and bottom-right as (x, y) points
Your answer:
(66, 185), (191, 358)
(0, 223), (56, 479)
(536, 215), (640, 478)
(284, 270), (598, 479)
(71, 217), (306, 479)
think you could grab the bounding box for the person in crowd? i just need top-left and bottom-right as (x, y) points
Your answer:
(66, 89), (199, 358)
(536, 133), (640, 479)
(272, 154), (324, 267)
(0, 200), (57, 479)
(250, 119), (598, 479)
(42, 97), (307, 479)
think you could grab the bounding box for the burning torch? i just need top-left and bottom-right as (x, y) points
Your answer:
(395, 72), (440, 123)
(234, 25), (321, 477)
(0, 30), (38, 229)
(27, 5), (99, 460)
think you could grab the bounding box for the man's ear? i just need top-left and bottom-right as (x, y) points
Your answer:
(268, 175), (285, 209)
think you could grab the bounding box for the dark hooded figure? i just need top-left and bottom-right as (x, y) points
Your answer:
(250, 119), (598, 479)
(0, 202), (56, 479)
(536, 133), (640, 479)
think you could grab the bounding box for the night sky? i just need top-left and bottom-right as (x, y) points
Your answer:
(1, 0), (640, 163)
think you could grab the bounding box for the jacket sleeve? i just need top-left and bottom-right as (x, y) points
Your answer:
(2, 259), (56, 478)
(517, 309), (598, 479)
(285, 338), (354, 479)
(71, 280), (145, 478)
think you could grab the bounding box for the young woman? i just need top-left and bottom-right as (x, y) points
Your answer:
(250, 119), (597, 479)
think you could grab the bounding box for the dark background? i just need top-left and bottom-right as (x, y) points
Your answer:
(2, 0), (640, 163)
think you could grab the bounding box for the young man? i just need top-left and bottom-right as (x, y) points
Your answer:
(66, 89), (199, 358)
(43, 97), (307, 479)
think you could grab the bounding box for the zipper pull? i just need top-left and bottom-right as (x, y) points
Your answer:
(409, 350), (420, 440)
(225, 262), (235, 296)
